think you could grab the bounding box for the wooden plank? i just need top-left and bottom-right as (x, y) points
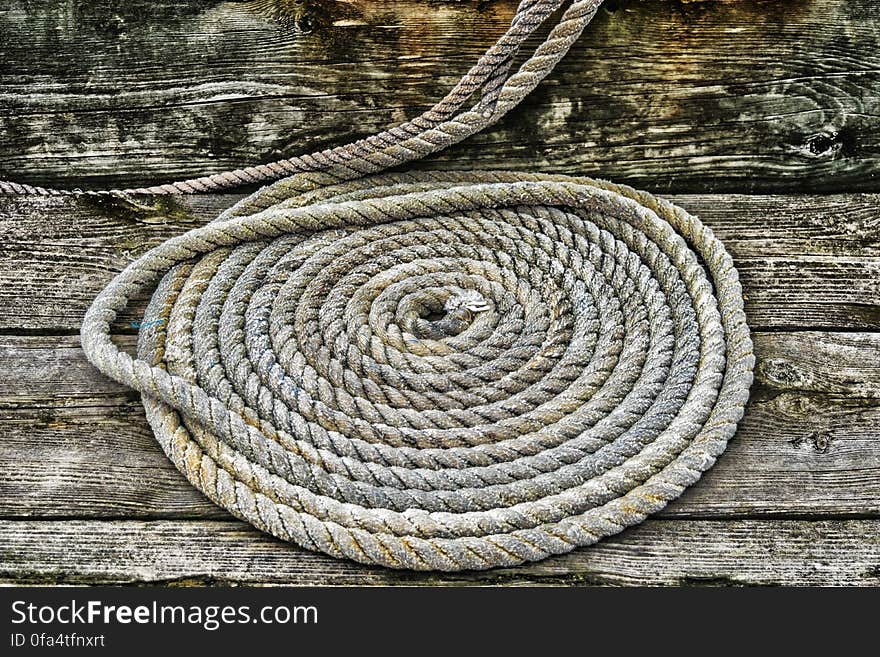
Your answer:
(1, 0), (878, 193)
(1, 332), (878, 519)
(1, 518), (877, 585)
(2, 192), (878, 332)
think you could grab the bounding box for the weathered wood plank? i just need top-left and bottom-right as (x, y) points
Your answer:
(2, 192), (878, 332)
(1, 0), (878, 193)
(1, 518), (877, 585)
(2, 332), (878, 519)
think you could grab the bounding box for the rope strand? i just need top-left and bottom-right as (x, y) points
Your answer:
(1, 0), (599, 197)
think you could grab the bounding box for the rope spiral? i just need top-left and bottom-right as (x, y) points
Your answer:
(81, 170), (754, 570)
(25, 0), (756, 570)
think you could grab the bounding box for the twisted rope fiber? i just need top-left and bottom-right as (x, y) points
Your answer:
(3, 0), (593, 196)
(76, 0), (754, 570)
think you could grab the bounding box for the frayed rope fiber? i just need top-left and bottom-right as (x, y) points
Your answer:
(76, 0), (754, 570)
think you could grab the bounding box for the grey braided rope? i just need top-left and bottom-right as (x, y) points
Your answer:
(70, 0), (754, 570)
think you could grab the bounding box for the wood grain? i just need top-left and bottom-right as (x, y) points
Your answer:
(1, 0), (878, 193)
(2, 518), (877, 585)
(2, 192), (878, 332)
(2, 332), (878, 520)
(2, 0), (879, 587)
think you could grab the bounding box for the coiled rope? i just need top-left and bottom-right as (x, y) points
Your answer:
(16, 0), (757, 570)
